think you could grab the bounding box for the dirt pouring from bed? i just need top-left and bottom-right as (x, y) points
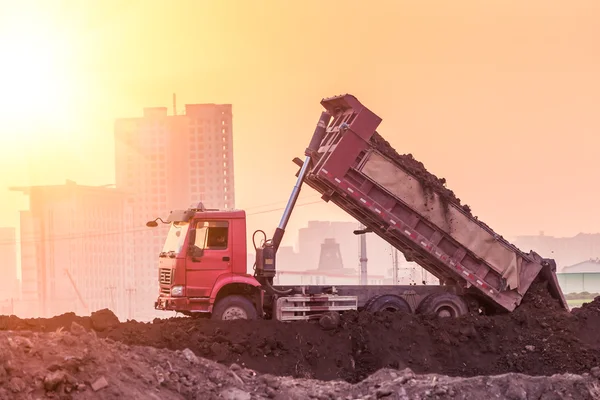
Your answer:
(1, 284), (600, 399)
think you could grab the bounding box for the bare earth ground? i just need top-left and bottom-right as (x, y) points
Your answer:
(1, 287), (600, 398)
(0, 326), (599, 400)
(2, 283), (599, 383)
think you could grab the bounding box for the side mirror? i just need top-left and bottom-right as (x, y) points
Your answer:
(146, 217), (167, 227)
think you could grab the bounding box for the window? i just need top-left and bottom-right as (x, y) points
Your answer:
(192, 221), (228, 250)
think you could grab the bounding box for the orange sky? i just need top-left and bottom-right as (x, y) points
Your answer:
(1, 0), (599, 250)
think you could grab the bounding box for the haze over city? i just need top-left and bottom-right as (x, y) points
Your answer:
(1, 1), (600, 320)
(1, 0), (599, 239)
(2, 3), (600, 397)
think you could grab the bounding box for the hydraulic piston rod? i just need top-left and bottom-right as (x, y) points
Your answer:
(271, 111), (331, 251)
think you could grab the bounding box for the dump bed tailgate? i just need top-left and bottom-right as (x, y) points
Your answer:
(300, 94), (567, 312)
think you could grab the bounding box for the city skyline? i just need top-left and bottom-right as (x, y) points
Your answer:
(113, 100), (235, 320)
(1, 99), (238, 320)
(3, 2), (600, 244)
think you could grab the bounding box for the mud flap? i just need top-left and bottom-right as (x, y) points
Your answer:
(539, 261), (569, 311)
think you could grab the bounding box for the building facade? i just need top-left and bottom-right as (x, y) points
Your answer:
(557, 259), (600, 295)
(12, 181), (132, 320)
(0, 227), (18, 309)
(114, 102), (234, 321)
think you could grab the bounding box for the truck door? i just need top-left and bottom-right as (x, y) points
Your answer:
(185, 220), (232, 298)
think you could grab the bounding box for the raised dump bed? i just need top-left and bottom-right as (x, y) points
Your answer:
(297, 93), (568, 313)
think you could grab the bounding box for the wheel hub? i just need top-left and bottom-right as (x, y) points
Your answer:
(222, 306), (248, 320)
(438, 309), (452, 318)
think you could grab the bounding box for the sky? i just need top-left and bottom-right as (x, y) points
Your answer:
(0, 0), (599, 253)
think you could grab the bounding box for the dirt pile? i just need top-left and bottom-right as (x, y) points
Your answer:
(2, 286), (600, 386)
(371, 132), (472, 214)
(0, 328), (598, 400)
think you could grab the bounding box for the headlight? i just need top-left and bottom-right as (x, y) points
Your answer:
(171, 285), (184, 297)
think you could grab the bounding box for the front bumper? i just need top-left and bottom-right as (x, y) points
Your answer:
(155, 295), (212, 313)
(155, 296), (188, 311)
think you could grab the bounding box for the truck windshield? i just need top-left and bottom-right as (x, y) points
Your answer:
(162, 222), (190, 254)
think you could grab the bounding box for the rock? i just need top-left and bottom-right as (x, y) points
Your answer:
(182, 348), (199, 364)
(375, 387), (393, 398)
(7, 337), (33, 351)
(220, 386), (251, 400)
(8, 377), (26, 393)
(44, 370), (66, 391)
(395, 368), (415, 384)
(70, 322), (87, 336)
(319, 312), (341, 330)
(90, 309), (120, 332)
(591, 366), (600, 378)
(61, 334), (77, 346)
(434, 385), (448, 395)
(505, 381), (527, 400)
(261, 375), (281, 389)
(154, 365), (166, 385)
(6, 338), (17, 350)
(229, 370), (245, 386)
(525, 345), (536, 352)
(265, 387), (278, 398)
(0, 366), (7, 384)
(91, 376), (109, 391)
(19, 337), (33, 349)
(0, 348), (11, 363)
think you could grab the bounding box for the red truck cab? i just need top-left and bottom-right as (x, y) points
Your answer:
(151, 203), (263, 320)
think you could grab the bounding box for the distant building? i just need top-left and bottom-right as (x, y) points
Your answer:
(297, 220), (435, 280)
(562, 259), (600, 274)
(11, 181), (132, 320)
(513, 233), (600, 272)
(0, 227), (18, 301)
(114, 100), (234, 321)
(267, 222), (439, 286)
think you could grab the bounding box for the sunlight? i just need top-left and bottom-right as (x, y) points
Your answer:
(0, 17), (78, 142)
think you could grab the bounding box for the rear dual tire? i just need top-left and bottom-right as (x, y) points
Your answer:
(416, 292), (469, 318)
(364, 294), (412, 314)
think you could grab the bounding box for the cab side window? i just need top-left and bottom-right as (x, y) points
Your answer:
(193, 221), (229, 250)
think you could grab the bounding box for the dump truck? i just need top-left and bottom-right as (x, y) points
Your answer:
(149, 93), (568, 321)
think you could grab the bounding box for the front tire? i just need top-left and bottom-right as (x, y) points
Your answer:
(211, 295), (258, 321)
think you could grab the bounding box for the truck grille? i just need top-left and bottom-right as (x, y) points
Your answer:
(159, 268), (172, 285)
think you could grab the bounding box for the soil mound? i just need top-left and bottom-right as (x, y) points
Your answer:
(1, 329), (598, 400)
(2, 286), (600, 384)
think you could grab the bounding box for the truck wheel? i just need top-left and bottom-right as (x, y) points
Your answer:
(365, 294), (412, 314)
(212, 295), (257, 321)
(416, 292), (469, 318)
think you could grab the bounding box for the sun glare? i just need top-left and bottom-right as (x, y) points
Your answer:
(0, 18), (77, 142)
